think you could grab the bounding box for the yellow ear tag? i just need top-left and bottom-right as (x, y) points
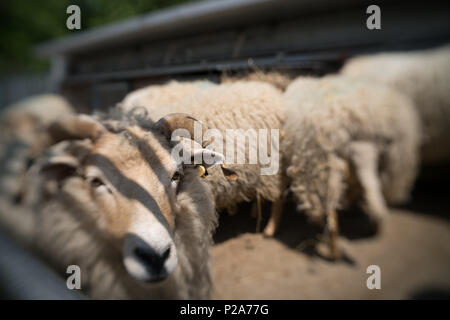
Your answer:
(198, 165), (206, 178)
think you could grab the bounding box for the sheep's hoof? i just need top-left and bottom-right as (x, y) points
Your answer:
(316, 241), (341, 261)
(263, 225), (276, 238)
(329, 242), (341, 261)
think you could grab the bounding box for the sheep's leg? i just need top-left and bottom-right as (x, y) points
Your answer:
(254, 193), (262, 233)
(250, 193), (260, 218)
(348, 141), (388, 227)
(326, 208), (340, 260)
(324, 154), (345, 260)
(263, 197), (283, 237)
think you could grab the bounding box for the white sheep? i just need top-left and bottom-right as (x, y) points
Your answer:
(341, 44), (450, 166)
(27, 113), (224, 299)
(3, 80), (284, 298)
(0, 94), (74, 236)
(119, 80), (216, 115)
(280, 75), (421, 258)
(117, 81), (285, 234)
(221, 71), (293, 91)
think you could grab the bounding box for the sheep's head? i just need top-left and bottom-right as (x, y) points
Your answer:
(42, 113), (228, 283)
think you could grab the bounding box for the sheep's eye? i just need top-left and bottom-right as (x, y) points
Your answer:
(171, 171), (181, 182)
(90, 177), (105, 188)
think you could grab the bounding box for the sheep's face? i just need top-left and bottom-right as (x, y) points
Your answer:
(85, 128), (181, 282)
(43, 115), (226, 283)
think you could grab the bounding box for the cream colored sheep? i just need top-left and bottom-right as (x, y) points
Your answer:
(1, 94), (73, 127)
(0, 94), (74, 211)
(221, 71), (292, 91)
(119, 81), (285, 233)
(341, 44), (450, 165)
(281, 76), (421, 258)
(119, 80), (216, 115)
(27, 113), (223, 299)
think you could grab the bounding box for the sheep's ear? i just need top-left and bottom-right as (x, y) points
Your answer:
(190, 148), (238, 181)
(39, 140), (91, 181)
(220, 165), (238, 181)
(40, 155), (79, 181)
(48, 114), (106, 144)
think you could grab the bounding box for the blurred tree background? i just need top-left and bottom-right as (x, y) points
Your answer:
(0, 0), (193, 74)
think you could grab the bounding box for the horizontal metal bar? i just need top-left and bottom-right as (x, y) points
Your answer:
(36, 0), (351, 57)
(62, 52), (336, 84)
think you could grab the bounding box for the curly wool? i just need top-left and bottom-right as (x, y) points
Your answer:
(221, 71), (293, 91)
(0, 94), (74, 209)
(341, 44), (450, 165)
(133, 81), (285, 209)
(118, 80), (216, 115)
(282, 76), (421, 222)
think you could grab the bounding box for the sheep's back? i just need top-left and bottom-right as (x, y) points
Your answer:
(342, 45), (450, 165)
(146, 81), (285, 207)
(119, 80), (216, 115)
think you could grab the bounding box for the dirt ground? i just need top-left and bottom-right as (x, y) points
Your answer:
(211, 176), (450, 299)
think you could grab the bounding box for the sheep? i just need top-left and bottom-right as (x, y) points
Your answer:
(119, 80), (216, 115)
(220, 71), (293, 91)
(1, 93), (74, 148)
(280, 75), (421, 259)
(341, 44), (450, 166)
(0, 94), (74, 237)
(117, 81), (285, 233)
(27, 112), (226, 299)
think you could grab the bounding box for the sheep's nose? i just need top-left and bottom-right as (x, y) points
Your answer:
(123, 234), (177, 283)
(133, 245), (171, 280)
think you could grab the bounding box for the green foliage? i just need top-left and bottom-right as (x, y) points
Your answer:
(0, 0), (192, 74)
